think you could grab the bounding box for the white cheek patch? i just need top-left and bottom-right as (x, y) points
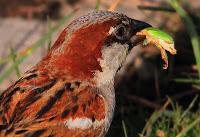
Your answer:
(94, 43), (129, 86)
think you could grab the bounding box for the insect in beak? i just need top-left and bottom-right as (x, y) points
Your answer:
(130, 27), (177, 69)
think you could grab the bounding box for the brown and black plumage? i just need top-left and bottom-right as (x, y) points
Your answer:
(0, 10), (150, 137)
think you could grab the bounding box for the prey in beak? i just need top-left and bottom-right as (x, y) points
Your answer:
(131, 27), (177, 69)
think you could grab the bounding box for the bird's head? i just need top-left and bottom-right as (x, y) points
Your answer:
(40, 11), (151, 85)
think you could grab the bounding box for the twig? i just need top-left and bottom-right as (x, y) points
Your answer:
(138, 5), (175, 12)
(192, 84), (200, 90)
(117, 92), (161, 109)
(157, 89), (199, 103)
(108, 0), (121, 11)
(154, 64), (160, 97)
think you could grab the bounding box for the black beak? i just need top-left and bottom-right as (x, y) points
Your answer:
(129, 19), (151, 47)
(132, 19), (152, 33)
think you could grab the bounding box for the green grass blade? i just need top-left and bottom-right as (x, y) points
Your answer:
(167, 0), (200, 78)
(0, 56), (13, 65)
(0, 10), (76, 83)
(47, 16), (52, 51)
(138, 5), (200, 19)
(174, 78), (200, 83)
(167, 96), (176, 112)
(178, 95), (198, 123)
(122, 120), (128, 137)
(176, 116), (200, 137)
(10, 45), (21, 78)
(94, 0), (100, 10)
(0, 54), (28, 83)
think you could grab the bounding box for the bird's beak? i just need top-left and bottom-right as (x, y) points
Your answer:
(129, 20), (151, 46)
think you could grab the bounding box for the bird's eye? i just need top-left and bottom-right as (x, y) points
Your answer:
(114, 25), (127, 39)
(116, 27), (125, 37)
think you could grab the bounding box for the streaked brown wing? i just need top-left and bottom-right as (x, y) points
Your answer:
(0, 69), (106, 137)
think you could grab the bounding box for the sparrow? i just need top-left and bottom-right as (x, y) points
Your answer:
(0, 10), (151, 137)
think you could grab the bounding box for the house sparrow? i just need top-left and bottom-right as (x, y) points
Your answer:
(0, 10), (151, 137)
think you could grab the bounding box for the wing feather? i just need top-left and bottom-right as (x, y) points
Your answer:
(0, 70), (106, 137)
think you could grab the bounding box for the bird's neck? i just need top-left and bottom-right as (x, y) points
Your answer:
(97, 80), (115, 135)
(93, 58), (117, 130)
